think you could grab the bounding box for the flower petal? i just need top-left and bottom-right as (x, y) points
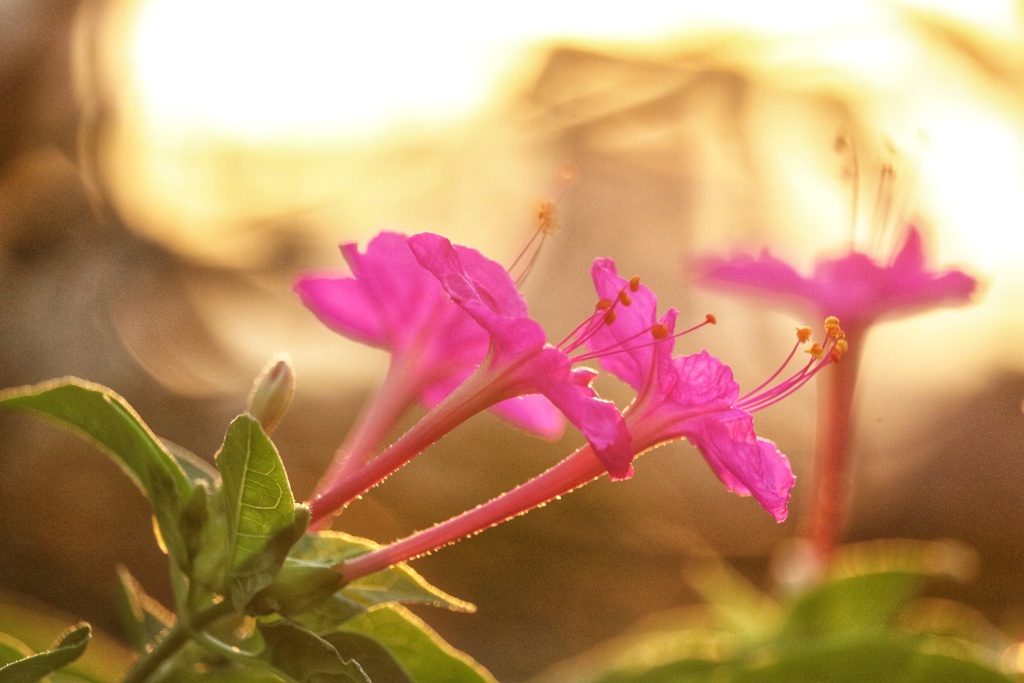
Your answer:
(588, 258), (667, 392)
(700, 224), (978, 332)
(684, 410), (794, 522)
(409, 232), (633, 476)
(298, 231), (565, 439)
(407, 232), (545, 358)
(295, 273), (387, 347)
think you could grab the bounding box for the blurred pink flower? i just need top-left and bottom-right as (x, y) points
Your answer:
(407, 232), (633, 479)
(699, 225), (977, 337)
(699, 222), (976, 559)
(586, 258), (809, 522)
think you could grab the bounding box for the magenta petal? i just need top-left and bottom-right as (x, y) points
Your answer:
(490, 395), (566, 440)
(684, 410), (794, 522)
(665, 351), (740, 410)
(296, 231), (568, 440)
(408, 232), (634, 476)
(700, 224), (978, 332)
(588, 258), (668, 392)
(491, 337), (634, 480)
(891, 226), (926, 272)
(407, 232), (546, 358)
(701, 251), (816, 304)
(295, 274), (387, 347)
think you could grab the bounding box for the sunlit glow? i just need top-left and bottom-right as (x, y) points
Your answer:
(96, 0), (1024, 380)
(127, 0), (884, 140)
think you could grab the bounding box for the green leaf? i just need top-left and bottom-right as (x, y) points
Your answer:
(343, 605), (496, 683)
(781, 572), (924, 638)
(0, 623), (91, 683)
(528, 607), (733, 683)
(0, 379), (193, 564)
(257, 621), (369, 682)
(161, 438), (219, 487)
(114, 566), (175, 653)
(292, 531), (475, 615)
(322, 631), (415, 683)
(543, 658), (721, 683)
(684, 559), (782, 640)
(0, 634), (33, 667)
(215, 415), (300, 609)
(732, 632), (1015, 683)
(249, 560), (345, 619)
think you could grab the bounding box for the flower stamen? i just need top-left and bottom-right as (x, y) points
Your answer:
(509, 164), (577, 287)
(737, 317), (847, 413)
(571, 311), (715, 365)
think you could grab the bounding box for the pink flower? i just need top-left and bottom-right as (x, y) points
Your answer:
(586, 259), (803, 522)
(407, 233), (633, 479)
(699, 225), (977, 337)
(338, 257), (828, 581)
(296, 231), (564, 438)
(307, 233), (633, 525)
(699, 222), (976, 558)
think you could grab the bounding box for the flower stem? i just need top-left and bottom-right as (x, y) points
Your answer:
(308, 366), (501, 526)
(311, 354), (422, 507)
(804, 338), (862, 564)
(339, 444), (607, 582)
(122, 599), (235, 683)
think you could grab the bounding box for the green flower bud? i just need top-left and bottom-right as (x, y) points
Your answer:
(247, 356), (295, 435)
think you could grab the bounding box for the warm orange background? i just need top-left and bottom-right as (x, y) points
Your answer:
(1, 1), (1022, 680)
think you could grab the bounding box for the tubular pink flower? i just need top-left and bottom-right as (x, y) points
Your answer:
(587, 258), (804, 522)
(337, 258), (830, 582)
(698, 222), (976, 559)
(307, 234), (633, 525)
(698, 225), (977, 337)
(406, 232), (633, 479)
(296, 231), (563, 436)
(297, 232), (564, 502)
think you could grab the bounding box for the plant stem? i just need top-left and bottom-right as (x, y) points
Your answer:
(308, 366), (501, 526)
(311, 354), (425, 501)
(122, 599), (235, 683)
(804, 337), (862, 564)
(339, 444), (606, 581)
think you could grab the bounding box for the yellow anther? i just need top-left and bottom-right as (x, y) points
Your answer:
(595, 299), (612, 311)
(796, 327), (812, 343)
(618, 290), (632, 306)
(629, 276), (641, 292)
(824, 316), (844, 339)
(806, 342), (825, 360)
(833, 338), (849, 357)
(603, 310), (617, 325)
(651, 323), (670, 339)
(537, 201), (559, 235)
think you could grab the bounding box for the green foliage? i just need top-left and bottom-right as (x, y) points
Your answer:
(0, 634), (34, 667)
(0, 624), (91, 683)
(215, 415), (305, 609)
(342, 606), (498, 683)
(0, 378), (493, 683)
(535, 540), (1018, 683)
(0, 380), (194, 568)
(256, 621), (369, 682)
(285, 532), (475, 615)
(115, 567), (175, 653)
(731, 632), (1015, 683)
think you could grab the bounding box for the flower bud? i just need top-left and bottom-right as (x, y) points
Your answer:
(247, 356), (295, 434)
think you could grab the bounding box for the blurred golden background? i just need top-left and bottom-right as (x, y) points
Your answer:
(1, 0), (1023, 680)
